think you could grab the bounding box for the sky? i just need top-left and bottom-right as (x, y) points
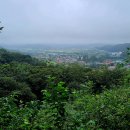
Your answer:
(0, 0), (130, 45)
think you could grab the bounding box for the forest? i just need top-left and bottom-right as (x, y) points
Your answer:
(0, 48), (130, 130)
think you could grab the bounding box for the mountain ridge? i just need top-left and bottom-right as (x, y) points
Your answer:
(98, 43), (130, 52)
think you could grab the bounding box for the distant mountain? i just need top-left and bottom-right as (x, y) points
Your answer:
(98, 43), (130, 52)
(0, 43), (104, 50)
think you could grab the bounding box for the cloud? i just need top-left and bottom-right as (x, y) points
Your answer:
(0, 0), (130, 44)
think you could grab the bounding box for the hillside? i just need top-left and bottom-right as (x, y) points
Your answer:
(98, 43), (130, 52)
(0, 48), (35, 64)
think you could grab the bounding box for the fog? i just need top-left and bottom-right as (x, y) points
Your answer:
(0, 0), (130, 45)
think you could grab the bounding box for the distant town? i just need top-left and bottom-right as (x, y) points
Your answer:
(1, 43), (130, 69)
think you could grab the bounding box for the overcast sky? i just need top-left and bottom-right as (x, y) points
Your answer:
(0, 0), (130, 45)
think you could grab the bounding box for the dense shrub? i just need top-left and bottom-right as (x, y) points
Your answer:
(0, 85), (130, 130)
(86, 68), (126, 93)
(66, 86), (130, 129)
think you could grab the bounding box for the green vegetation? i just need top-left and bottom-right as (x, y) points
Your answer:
(0, 48), (37, 64)
(0, 48), (130, 129)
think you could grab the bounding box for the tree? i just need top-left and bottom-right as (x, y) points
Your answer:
(42, 77), (69, 129)
(0, 21), (4, 32)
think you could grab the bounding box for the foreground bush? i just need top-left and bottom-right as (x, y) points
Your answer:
(67, 86), (130, 129)
(0, 85), (130, 130)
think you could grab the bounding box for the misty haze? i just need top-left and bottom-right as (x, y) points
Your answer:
(0, 0), (130, 45)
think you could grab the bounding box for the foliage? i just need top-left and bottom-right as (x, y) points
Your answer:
(86, 68), (125, 93)
(0, 84), (130, 129)
(42, 78), (69, 129)
(0, 48), (130, 129)
(0, 48), (37, 64)
(0, 94), (40, 130)
(66, 86), (130, 129)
